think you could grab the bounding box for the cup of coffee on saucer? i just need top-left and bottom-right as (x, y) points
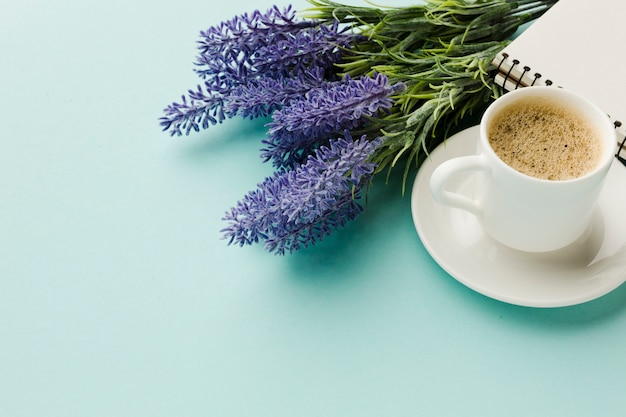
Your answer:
(429, 86), (616, 253)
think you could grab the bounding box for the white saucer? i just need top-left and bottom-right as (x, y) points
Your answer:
(411, 126), (626, 307)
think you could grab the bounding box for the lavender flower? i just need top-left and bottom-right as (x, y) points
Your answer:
(161, 6), (357, 136)
(195, 7), (353, 91)
(224, 68), (328, 119)
(262, 73), (405, 168)
(222, 133), (382, 255)
(159, 83), (230, 136)
(252, 21), (355, 79)
(195, 5), (314, 82)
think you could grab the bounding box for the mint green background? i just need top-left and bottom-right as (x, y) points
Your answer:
(2, 1), (626, 416)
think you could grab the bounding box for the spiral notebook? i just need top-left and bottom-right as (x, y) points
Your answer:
(492, 0), (626, 163)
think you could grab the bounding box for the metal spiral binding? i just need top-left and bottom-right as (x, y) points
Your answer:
(616, 121), (626, 167)
(494, 53), (551, 89)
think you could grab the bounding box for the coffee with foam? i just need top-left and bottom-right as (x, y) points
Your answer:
(487, 96), (602, 180)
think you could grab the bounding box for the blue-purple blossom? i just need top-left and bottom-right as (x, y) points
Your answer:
(161, 6), (357, 136)
(221, 133), (382, 255)
(159, 83), (229, 136)
(195, 5), (314, 84)
(261, 73), (405, 168)
(224, 68), (328, 119)
(252, 21), (355, 79)
(195, 6), (353, 90)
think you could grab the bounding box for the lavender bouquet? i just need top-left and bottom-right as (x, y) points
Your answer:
(160, 0), (557, 254)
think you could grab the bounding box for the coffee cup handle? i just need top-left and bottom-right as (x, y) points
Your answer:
(429, 155), (490, 217)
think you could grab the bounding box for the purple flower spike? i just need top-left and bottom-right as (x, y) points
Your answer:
(195, 5), (314, 84)
(160, 5), (359, 136)
(159, 82), (230, 136)
(262, 73), (405, 168)
(224, 68), (328, 119)
(221, 133), (382, 255)
(253, 21), (355, 79)
(194, 5), (355, 92)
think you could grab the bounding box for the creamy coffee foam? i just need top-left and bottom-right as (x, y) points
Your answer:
(488, 96), (602, 180)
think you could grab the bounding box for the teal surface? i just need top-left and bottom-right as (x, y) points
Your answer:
(2, 1), (626, 416)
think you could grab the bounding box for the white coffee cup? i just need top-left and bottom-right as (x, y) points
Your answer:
(429, 86), (616, 252)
